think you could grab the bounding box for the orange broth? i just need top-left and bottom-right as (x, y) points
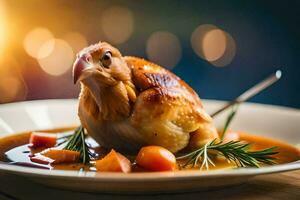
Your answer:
(0, 127), (299, 172)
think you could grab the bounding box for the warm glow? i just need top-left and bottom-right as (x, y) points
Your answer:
(0, 76), (27, 103)
(37, 39), (55, 59)
(37, 39), (74, 76)
(146, 31), (182, 69)
(202, 29), (227, 62)
(191, 24), (218, 60)
(23, 27), (54, 59)
(191, 24), (236, 67)
(0, 2), (6, 55)
(100, 6), (134, 44)
(0, 57), (27, 103)
(63, 32), (88, 54)
(210, 32), (236, 67)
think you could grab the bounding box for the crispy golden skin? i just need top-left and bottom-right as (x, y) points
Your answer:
(75, 42), (218, 153)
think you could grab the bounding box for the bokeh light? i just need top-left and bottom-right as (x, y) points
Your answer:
(210, 32), (236, 67)
(37, 38), (55, 59)
(63, 32), (88, 54)
(100, 6), (134, 44)
(146, 31), (182, 69)
(202, 29), (227, 62)
(0, 2), (6, 55)
(191, 24), (218, 60)
(191, 24), (236, 67)
(0, 57), (28, 103)
(0, 77), (23, 103)
(23, 27), (54, 59)
(37, 39), (74, 76)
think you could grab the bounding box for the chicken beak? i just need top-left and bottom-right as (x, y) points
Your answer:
(72, 54), (93, 84)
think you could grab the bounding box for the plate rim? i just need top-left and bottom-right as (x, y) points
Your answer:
(0, 99), (299, 181)
(0, 161), (300, 181)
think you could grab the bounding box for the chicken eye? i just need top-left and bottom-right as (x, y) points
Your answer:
(100, 51), (112, 68)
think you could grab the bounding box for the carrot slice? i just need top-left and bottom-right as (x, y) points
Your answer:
(30, 154), (54, 165)
(29, 132), (57, 148)
(95, 149), (131, 173)
(40, 149), (80, 164)
(136, 146), (176, 171)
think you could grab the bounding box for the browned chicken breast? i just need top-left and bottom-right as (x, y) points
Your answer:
(73, 42), (219, 153)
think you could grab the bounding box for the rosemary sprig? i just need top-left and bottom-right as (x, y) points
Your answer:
(63, 126), (91, 164)
(177, 103), (278, 170)
(220, 104), (239, 141)
(177, 139), (278, 169)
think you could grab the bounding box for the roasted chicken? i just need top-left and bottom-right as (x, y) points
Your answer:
(73, 42), (219, 153)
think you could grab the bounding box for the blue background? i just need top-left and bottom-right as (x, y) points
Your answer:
(114, 0), (300, 108)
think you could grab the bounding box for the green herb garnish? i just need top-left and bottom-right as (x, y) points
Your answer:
(220, 104), (239, 141)
(177, 139), (278, 169)
(177, 102), (278, 170)
(64, 126), (91, 164)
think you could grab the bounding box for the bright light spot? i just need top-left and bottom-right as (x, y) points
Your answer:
(210, 32), (236, 67)
(0, 57), (27, 103)
(191, 24), (236, 67)
(191, 24), (218, 60)
(0, 76), (27, 103)
(100, 6), (134, 44)
(63, 32), (88, 54)
(202, 29), (227, 62)
(276, 70), (282, 79)
(37, 39), (55, 59)
(37, 39), (74, 76)
(23, 27), (54, 59)
(146, 31), (182, 69)
(0, 2), (6, 55)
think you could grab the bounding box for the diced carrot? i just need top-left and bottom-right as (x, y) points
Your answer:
(30, 154), (54, 165)
(136, 146), (176, 171)
(95, 149), (131, 173)
(40, 149), (80, 164)
(29, 132), (57, 148)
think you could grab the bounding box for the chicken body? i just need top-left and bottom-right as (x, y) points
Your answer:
(74, 42), (219, 153)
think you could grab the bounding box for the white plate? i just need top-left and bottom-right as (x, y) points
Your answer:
(0, 99), (299, 194)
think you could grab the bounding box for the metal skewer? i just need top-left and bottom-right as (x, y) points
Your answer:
(210, 70), (282, 118)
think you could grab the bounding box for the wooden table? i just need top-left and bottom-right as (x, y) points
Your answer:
(0, 170), (299, 200)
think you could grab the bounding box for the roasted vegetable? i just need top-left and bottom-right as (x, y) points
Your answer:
(31, 149), (80, 164)
(29, 132), (57, 148)
(136, 146), (176, 171)
(95, 149), (131, 173)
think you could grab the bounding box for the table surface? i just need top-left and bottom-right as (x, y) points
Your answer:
(0, 170), (300, 200)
